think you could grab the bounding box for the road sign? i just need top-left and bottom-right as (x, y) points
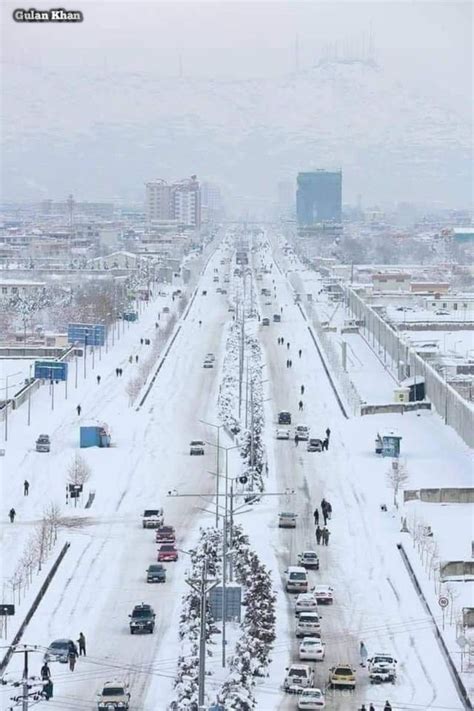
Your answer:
(68, 323), (105, 346)
(34, 361), (68, 381)
(0, 604), (15, 615)
(438, 596), (449, 608)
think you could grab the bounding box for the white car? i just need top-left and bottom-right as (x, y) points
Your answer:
(368, 653), (397, 683)
(283, 664), (314, 692)
(205, 353), (215, 362)
(298, 551), (319, 569)
(299, 637), (325, 661)
(276, 428), (290, 440)
(296, 612), (322, 637)
(295, 593), (318, 614)
(295, 425), (310, 441)
(97, 680), (131, 710)
(297, 688), (326, 709)
(313, 585), (334, 605)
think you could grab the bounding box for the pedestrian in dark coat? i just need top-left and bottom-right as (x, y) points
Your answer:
(68, 642), (78, 671)
(326, 502), (332, 519)
(321, 498), (327, 514)
(322, 526), (330, 545)
(41, 662), (51, 680)
(77, 632), (86, 656)
(24, 480), (29, 496)
(298, 400), (303, 411)
(119, 368), (123, 376)
(325, 427), (331, 441)
(322, 507), (328, 526)
(287, 342), (290, 350)
(298, 349), (302, 358)
(383, 703), (392, 711)
(115, 368), (119, 377)
(140, 338), (144, 345)
(315, 526), (322, 545)
(301, 385), (305, 395)
(369, 705), (375, 711)
(96, 375), (101, 385)
(313, 508), (319, 525)
(76, 404), (81, 416)
(135, 355), (139, 363)
(322, 437), (329, 451)
(288, 359), (292, 368)
(294, 434), (299, 447)
(9, 508), (16, 523)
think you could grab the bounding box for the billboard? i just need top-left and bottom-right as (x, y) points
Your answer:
(68, 323), (106, 346)
(34, 361), (68, 381)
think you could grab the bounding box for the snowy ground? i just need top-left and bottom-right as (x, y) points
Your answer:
(0, 233), (471, 711)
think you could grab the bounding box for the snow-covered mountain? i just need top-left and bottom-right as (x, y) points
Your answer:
(2, 60), (471, 205)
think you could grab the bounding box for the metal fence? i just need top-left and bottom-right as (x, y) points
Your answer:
(345, 287), (474, 448)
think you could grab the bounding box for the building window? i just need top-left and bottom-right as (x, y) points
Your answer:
(442, 303), (447, 308)
(453, 303), (458, 310)
(1, 287), (7, 294)
(12, 287), (18, 294)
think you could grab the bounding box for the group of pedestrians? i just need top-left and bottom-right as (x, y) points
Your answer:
(140, 338), (151, 345)
(286, 359), (293, 368)
(315, 524), (330, 545)
(359, 703), (392, 711)
(313, 497), (333, 545)
(115, 367), (124, 377)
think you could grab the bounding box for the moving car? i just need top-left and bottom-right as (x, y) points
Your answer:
(307, 439), (323, 452)
(213, 276), (219, 282)
(97, 681), (130, 710)
(298, 551), (319, 569)
(328, 664), (356, 689)
(190, 440), (205, 455)
(296, 612), (322, 638)
(283, 664), (314, 692)
(262, 318), (270, 326)
(368, 653), (397, 683)
(155, 526), (176, 544)
(36, 434), (51, 453)
(146, 564), (166, 583)
(276, 427), (290, 440)
(129, 603), (155, 634)
(273, 313), (281, 322)
(297, 688), (326, 709)
(279, 511), (297, 528)
(228, 305), (236, 312)
(163, 306), (170, 313)
(313, 585), (334, 605)
(299, 637), (325, 662)
(44, 638), (75, 663)
(157, 544), (178, 562)
(295, 425), (310, 441)
(278, 411), (292, 425)
(203, 358), (214, 368)
(142, 509), (164, 529)
(295, 593), (319, 615)
(285, 566), (308, 593)
(205, 353), (216, 362)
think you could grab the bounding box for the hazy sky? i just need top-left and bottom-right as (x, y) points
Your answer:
(3, 1), (471, 88)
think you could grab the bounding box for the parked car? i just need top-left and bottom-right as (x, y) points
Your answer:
(285, 566), (308, 593)
(262, 318), (270, 326)
(276, 427), (290, 440)
(298, 551), (319, 569)
(228, 305), (236, 312)
(203, 359), (214, 368)
(328, 664), (356, 689)
(142, 509), (164, 529)
(36, 434), (51, 453)
(213, 276), (219, 282)
(97, 681), (130, 710)
(146, 564), (166, 583)
(313, 585), (334, 605)
(157, 544), (178, 562)
(296, 612), (322, 638)
(155, 526), (176, 544)
(278, 411), (292, 425)
(190, 440), (205, 455)
(295, 425), (310, 441)
(307, 438), (323, 452)
(44, 638), (75, 663)
(295, 593), (319, 615)
(297, 688), (326, 709)
(368, 653), (397, 683)
(163, 306), (170, 313)
(299, 637), (325, 662)
(435, 309), (450, 315)
(129, 603), (155, 634)
(283, 664), (314, 692)
(278, 511), (297, 528)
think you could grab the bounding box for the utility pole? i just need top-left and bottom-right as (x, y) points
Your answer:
(22, 647), (28, 711)
(185, 562), (218, 708)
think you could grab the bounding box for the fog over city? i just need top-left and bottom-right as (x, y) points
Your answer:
(0, 3), (473, 711)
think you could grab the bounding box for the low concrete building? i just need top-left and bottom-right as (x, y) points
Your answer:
(0, 279), (46, 297)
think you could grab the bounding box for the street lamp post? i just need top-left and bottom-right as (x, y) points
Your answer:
(83, 330), (89, 379)
(200, 419), (224, 528)
(27, 364), (32, 426)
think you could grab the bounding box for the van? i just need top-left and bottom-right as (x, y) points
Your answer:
(273, 314), (281, 323)
(285, 566), (308, 593)
(296, 612), (322, 638)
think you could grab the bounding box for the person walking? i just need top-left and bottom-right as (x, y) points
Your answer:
(369, 705), (375, 711)
(360, 641), (368, 666)
(325, 427), (331, 441)
(198, 320), (202, 327)
(288, 359), (292, 368)
(76, 404), (81, 416)
(321, 503), (328, 526)
(96, 375), (101, 385)
(9, 508), (16, 523)
(286, 359), (289, 368)
(298, 400), (303, 411)
(383, 703), (392, 711)
(315, 525), (322, 545)
(77, 632), (86, 656)
(115, 368), (119, 377)
(129, 355), (133, 363)
(155, 322), (159, 329)
(40, 662), (51, 681)
(313, 508), (319, 526)
(135, 355), (139, 363)
(359, 706), (367, 711)
(294, 434), (299, 447)
(287, 342), (290, 350)
(322, 437), (329, 451)
(322, 526), (330, 545)
(300, 385), (305, 395)
(68, 641), (78, 671)
(326, 501), (332, 520)
(140, 338), (144, 345)
(119, 368), (123, 376)
(24, 480), (29, 496)
(298, 349), (302, 358)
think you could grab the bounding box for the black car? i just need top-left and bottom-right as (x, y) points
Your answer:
(278, 411), (292, 425)
(129, 604), (156, 634)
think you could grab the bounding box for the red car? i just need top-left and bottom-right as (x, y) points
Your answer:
(155, 526), (176, 544)
(157, 544), (178, 562)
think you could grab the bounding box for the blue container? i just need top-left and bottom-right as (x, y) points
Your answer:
(80, 426), (101, 448)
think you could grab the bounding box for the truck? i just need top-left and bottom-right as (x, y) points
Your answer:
(80, 426), (111, 449)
